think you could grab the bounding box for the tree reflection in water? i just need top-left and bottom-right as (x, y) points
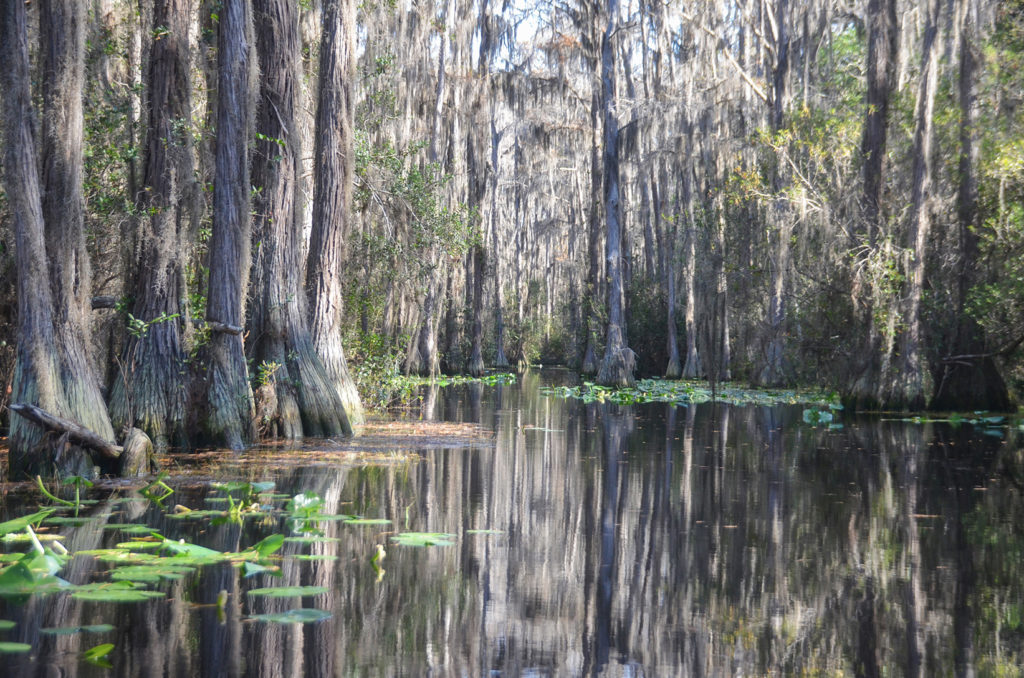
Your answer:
(1, 369), (1022, 676)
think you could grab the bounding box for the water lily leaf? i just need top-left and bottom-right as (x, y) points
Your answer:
(0, 620), (15, 630)
(342, 518), (392, 526)
(249, 608), (331, 624)
(0, 642), (31, 653)
(41, 624), (115, 635)
(159, 539), (222, 558)
(466, 529), (503, 535)
(2, 533), (64, 544)
(390, 532), (456, 547)
(115, 541), (163, 551)
(283, 536), (339, 544)
(84, 642), (114, 667)
(166, 510), (231, 520)
(246, 586), (328, 598)
(72, 587), (165, 603)
(103, 524), (153, 535)
(245, 534), (284, 558)
(0, 509), (56, 537)
(241, 562), (281, 578)
(304, 514), (356, 522)
(109, 564), (195, 583)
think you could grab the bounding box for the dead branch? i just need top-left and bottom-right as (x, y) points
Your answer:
(9, 403), (123, 459)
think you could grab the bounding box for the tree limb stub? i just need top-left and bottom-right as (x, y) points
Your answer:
(91, 295), (119, 309)
(206, 321), (243, 335)
(9, 403), (123, 459)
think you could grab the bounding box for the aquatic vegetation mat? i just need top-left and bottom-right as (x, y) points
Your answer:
(541, 379), (840, 408)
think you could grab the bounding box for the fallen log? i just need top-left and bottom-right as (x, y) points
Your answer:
(9, 403), (123, 459)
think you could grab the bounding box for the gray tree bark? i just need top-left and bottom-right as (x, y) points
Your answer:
(249, 0), (351, 438)
(596, 0), (635, 388)
(198, 0), (257, 448)
(109, 0), (194, 448)
(2, 0), (116, 478)
(307, 0), (364, 427)
(884, 0), (940, 410)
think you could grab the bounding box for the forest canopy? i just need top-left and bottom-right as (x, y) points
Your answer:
(1, 0), (1023, 478)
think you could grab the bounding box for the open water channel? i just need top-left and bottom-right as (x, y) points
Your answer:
(1, 368), (1023, 676)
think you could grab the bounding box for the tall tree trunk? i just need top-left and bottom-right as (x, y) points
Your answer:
(2, 0), (77, 478)
(3, 0), (117, 478)
(885, 0), (941, 410)
(307, 0), (364, 427)
(931, 0), (1010, 411)
(490, 115), (510, 368)
(109, 0), (194, 448)
(249, 0), (351, 438)
(199, 0), (256, 449)
(681, 125), (701, 378)
(40, 0), (118, 452)
(596, 0), (635, 388)
(756, 0), (792, 387)
(849, 0), (899, 406)
(581, 83), (604, 376)
(466, 108), (487, 377)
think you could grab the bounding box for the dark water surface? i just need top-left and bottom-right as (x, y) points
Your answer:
(2, 369), (1023, 676)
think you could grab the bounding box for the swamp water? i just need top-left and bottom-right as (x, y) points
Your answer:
(1, 368), (1023, 676)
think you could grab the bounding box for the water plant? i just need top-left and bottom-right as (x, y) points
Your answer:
(541, 379), (839, 408)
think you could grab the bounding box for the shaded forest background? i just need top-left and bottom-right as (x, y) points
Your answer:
(1, 0), (1023, 475)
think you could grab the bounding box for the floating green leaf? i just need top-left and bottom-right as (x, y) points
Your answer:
(241, 562), (281, 578)
(72, 582), (164, 603)
(109, 564), (195, 583)
(0, 620), (15, 631)
(0, 641), (31, 653)
(84, 642), (115, 667)
(72, 589), (164, 603)
(246, 586), (328, 598)
(249, 608), (331, 624)
(390, 532), (456, 547)
(103, 524), (153, 534)
(466, 529), (504, 535)
(41, 624), (115, 635)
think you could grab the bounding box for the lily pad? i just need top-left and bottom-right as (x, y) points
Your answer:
(466, 529), (504, 535)
(115, 541), (163, 551)
(105, 525), (154, 535)
(41, 624), (116, 635)
(390, 532), (456, 547)
(249, 608), (331, 624)
(241, 562), (281, 578)
(0, 620), (15, 631)
(0, 642), (31, 653)
(0, 509), (56, 537)
(342, 518), (392, 526)
(72, 582), (164, 603)
(84, 642), (114, 667)
(109, 564), (195, 583)
(246, 586), (329, 598)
